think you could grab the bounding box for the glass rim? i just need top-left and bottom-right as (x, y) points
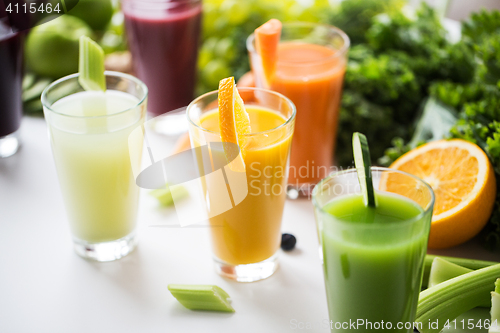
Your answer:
(186, 87), (297, 137)
(312, 166), (435, 229)
(246, 21), (350, 66)
(41, 71), (148, 120)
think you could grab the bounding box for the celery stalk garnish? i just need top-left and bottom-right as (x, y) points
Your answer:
(150, 184), (189, 207)
(78, 36), (106, 92)
(168, 284), (235, 312)
(490, 279), (500, 333)
(416, 264), (500, 333)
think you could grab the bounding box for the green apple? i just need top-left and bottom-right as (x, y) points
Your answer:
(66, 0), (113, 31)
(25, 15), (93, 78)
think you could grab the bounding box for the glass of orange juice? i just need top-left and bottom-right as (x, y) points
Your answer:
(187, 87), (296, 282)
(247, 22), (350, 198)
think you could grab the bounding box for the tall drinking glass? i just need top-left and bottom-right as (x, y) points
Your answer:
(312, 168), (434, 333)
(123, 0), (202, 116)
(42, 71), (147, 261)
(187, 88), (296, 282)
(248, 22), (349, 197)
(0, 18), (23, 158)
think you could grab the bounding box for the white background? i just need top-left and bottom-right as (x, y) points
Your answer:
(1, 117), (498, 333)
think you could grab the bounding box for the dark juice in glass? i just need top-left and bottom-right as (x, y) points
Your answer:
(0, 18), (23, 157)
(123, 0), (202, 116)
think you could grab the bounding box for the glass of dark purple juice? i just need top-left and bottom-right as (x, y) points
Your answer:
(0, 18), (23, 158)
(122, 0), (202, 119)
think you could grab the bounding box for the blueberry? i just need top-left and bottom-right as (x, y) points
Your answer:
(281, 233), (296, 251)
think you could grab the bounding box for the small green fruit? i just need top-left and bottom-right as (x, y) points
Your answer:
(66, 0), (114, 31)
(25, 15), (92, 78)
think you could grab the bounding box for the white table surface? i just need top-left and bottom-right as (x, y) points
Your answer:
(1, 117), (498, 333)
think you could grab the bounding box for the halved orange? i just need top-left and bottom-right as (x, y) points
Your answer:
(380, 139), (497, 249)
(255, 19), (282, 88)
(218, 77), (251, 170)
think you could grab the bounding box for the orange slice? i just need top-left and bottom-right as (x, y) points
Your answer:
(380, 139), (496, 249)
(218, 77), (251, 170)
(255, 19), (282, 88)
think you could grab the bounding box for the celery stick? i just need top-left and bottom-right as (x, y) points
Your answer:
(168, 284), (235, 312)
(422, 255), (498, 289)
(22, 73), (35, 90)
(490, 279), (500, 333)
(416, 264), (500, 333)
(22, 78), (51, 102)
(78, 36), (106, 92)
(428, 258), (491, 307)
(150, 185), (188, 207)
(428, 257), (473, 288)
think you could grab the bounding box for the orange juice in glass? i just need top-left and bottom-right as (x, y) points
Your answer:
(187, 85), (295, 282)
(247, 22), (349, 197)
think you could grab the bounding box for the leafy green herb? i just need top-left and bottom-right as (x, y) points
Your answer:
(337, 90), (401, 167)
(327, 0), (404, 45)
(462, 10), (500, 42)
(337, 3), (474, 166)
(346, 55), (420, 116)
(367, 4), (447, 57)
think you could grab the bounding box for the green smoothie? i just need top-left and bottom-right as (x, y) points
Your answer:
(317, 191), (431, 333)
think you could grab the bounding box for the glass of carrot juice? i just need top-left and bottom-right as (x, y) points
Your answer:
(187, 87), (296, 282)
(247, 22), (350, 197)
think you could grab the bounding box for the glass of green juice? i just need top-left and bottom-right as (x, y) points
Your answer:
(312, 167), (435, 333)
(42, 71), (148, 262)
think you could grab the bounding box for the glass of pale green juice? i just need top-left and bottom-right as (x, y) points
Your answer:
(312, 167), (435, 333)
(42, 71), (147, 262)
